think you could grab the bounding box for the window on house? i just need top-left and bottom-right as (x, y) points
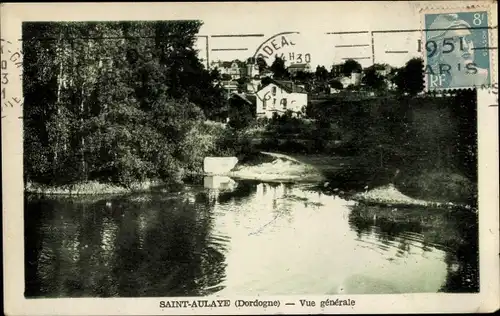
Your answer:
(263, 99), (267, 110)
(273, 98), (276, 108)
(272, 86), (277, 96)
(281, 98), (287, 109)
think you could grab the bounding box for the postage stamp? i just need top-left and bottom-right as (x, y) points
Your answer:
(1, 2), (499, 316)
(420, 4), (497, 90)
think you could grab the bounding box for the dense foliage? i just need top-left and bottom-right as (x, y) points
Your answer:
(341, 59), (363, 76)
(266, 90), (477, 184)
(23, 21), (228, 187)
(394, 58), (425, 96)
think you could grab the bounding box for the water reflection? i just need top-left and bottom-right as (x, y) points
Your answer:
(25, 194), (227, 297)
(25, 179), (478, 297)
(348, 204), (479, 293)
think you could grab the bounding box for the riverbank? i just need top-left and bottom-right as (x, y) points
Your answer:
(228, 152), (476, 210)
(25, 151), (476, 211)
(25, 180), (174, 196)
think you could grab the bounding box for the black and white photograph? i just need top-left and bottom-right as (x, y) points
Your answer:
(2, 1), (499, 315)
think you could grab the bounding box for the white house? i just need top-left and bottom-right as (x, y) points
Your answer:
(255, 80), (308, 118)
(339, 72), (362, 88)
(210, 59), (247, 80)
(287, 63), (312, 75)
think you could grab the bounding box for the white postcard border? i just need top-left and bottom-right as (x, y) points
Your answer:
(2, 2), (499, 315)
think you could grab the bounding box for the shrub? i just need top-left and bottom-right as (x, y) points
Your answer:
(397, 171), (476, 204)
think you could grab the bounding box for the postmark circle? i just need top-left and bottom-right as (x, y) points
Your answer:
(249, 32), (313, 102)
(1, 38), (24, 119)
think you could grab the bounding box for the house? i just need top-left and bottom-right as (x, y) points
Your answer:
(255, 79), (308, 118)
(246, 63), (260, 79)
(375, 64), (392, 77)
(230, 92), (257, 107)
(245, 78), (262, 94)
(211, 59), (247, 80)
(260, 69), (274, 78)
(339, 72), (362, 88)
(330, 64), (343, 78)
(221, 80), (239, 98)
(287, 63), (312, 75)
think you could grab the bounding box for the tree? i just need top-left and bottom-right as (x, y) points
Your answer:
(315, 65), (329, 82)
(342, 59), (362, 76)
(261, 76), (273, 86)
(210, 67), (221, 81)
(228, 95), (254, 129)
(270, 55), (289, 79)
(329, 79), (343, 90)
(387, 67), (399, 88)
(293, 71), (309, 82)
(256, 56), (268, 72)
(23, 20), (226, 187)
(395, 58), (424, 96)
(362, 65), (387, 91)
(236, 76), (250, 93)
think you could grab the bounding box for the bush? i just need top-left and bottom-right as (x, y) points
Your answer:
(397, 171), (476, 204)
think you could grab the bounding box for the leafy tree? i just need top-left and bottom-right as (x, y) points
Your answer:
(270, 55), (289, 79)
(329, 79), (343, 90)
(387, 67), (400, 88)
(315, 65), (329, 82)
(256, 56), (268, 72)
(261, 76), (273, 87)
(342, 59), (362, 76)
(395, 58), (424, 96)
(210, 67), (221, 81)
(23, 20), (226, 187)
(228, 95), (254, 130)
(293, 70), (313, 84)
(236, 76), (250, 93)
(362, 65), (387, 91)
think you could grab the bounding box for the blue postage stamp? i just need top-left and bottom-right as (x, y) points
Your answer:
(424, 11), (491, 90)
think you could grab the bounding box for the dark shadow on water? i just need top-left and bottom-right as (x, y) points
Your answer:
(24, 194), (228, 298)
(348, 204), (479, 293)
(217, 180), (259, 204)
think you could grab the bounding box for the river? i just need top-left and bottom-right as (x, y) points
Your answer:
(24, 176), (479, 298)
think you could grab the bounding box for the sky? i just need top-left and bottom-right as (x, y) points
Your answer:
(191, 1), (431, 69)
(4, 1), (496, 71)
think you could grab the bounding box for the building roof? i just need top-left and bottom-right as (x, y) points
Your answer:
(215, 59), (245, 68)
(259, 79), (307, 94)
(260, 69), (274, 77)
(230, 92), (257, 105)
(287, 63), (310, 69)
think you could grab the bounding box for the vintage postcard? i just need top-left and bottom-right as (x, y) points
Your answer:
(2, 1), (499, 315)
